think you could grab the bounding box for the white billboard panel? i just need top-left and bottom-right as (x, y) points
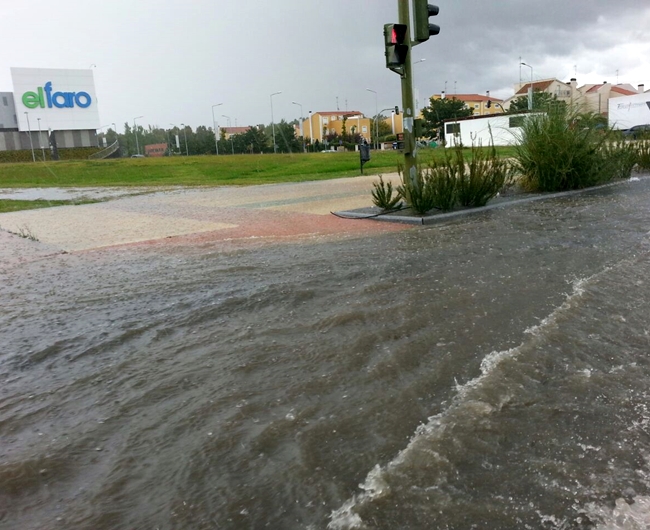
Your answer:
(11, 67), (100, 132)
(609, 93), (650, 130)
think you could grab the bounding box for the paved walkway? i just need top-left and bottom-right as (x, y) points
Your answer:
(0, 174), (407, 262)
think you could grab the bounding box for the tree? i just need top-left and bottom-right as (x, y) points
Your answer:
(421, 97), (473, 139)
(242, 126), (268, 154)
(273, 120), (301, 153)
(508, 90), (566, 113)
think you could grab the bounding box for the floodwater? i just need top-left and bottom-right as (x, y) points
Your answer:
(2, 177), (650, 529)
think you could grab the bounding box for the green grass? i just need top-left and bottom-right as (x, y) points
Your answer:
(0, 147), (517, 189)
(0, 198), (100, 214)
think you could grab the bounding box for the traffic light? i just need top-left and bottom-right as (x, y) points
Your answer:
(395, 106), (400, 115)
(413, 1), (440, 44)
(384, 23), (409, 73)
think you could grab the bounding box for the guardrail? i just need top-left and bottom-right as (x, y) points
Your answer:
(88, 140), (120, 159)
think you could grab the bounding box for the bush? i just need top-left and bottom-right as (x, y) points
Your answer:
(514, 109), (629, 192)
(636, 140), (650, 171)
(371, 175), (402, 211)
(395, 143), (512, 215)
(397, 164), (438, 215)
(454, 145), (514, 207)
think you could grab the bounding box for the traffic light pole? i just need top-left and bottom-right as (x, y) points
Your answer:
(398, 1), (418, 190)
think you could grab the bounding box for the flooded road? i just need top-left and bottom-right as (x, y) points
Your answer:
(2, 177), (650, 529)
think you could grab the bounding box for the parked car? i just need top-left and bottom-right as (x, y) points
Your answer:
(131, 154), (145, 158)
(622, 124), (650, 139)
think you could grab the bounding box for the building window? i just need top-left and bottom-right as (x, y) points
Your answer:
(509, 116), (525, 128)
(474, 104), (480, 109)
(2, 96), (7, 106)
(446, 123), (460, 135)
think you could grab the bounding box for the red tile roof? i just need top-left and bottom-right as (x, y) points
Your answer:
(444, 94), (502, 102)
(221, 127), (250, 134)
(515, 80), (554, 95)
(611, 86), (638, 96)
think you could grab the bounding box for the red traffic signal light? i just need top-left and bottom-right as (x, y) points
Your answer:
(384, 23), (409, 71)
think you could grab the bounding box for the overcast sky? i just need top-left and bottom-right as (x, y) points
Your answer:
(2, 1), (649, 133)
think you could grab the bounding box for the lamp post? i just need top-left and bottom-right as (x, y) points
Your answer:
(366, 88), (378, 149)
(211, 103), (223, 155)
(36, 117), (45, 161)
(520, 62), (533, 110)
(270, 91), (281, 153)
(180, 123), (189, 156)
(222, 115), (235, 155)
(133, 115), (143, 155)
(24, 112), (36, 162)
(292, 101), (305, 153)
(308, 111), (313, 151)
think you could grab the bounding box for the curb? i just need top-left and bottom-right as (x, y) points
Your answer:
(334, 175), (650, 226)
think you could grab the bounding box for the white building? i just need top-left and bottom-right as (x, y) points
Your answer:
(1, 67), (100, 154)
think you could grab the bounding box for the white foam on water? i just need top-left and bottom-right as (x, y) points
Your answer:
(584, 497), (650, 529)
(328, 274), (600, 529)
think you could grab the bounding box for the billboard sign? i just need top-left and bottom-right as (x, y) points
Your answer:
(609, 92), (650, 130)
(11, 67), (100, 132)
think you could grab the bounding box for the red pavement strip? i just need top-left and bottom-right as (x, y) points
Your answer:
(0, 200), (409, 268)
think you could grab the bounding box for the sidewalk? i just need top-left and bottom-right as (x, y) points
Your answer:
(0, 174), (406, 259)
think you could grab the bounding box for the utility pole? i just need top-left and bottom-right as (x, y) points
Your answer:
(384, 1), (439, 191)
(398, 0), (417, 189)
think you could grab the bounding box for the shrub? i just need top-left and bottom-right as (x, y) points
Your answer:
(514, 108), (629, 192)
(397, 164), (438, 215)
(636, 140), (650, 171)
(599, 140), (639, 180)
(371, 175), (402, 211)
(425, 163), (458, 211)
(454, 144), (514, 207)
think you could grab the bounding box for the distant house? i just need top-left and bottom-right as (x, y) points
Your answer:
(220, 126), (250, 140)
(301, 111), (373, 144)
(502, 78), (573, 111)
(575, 81), (641, 115)
(502, 77), (647, 116)
(430, 93), (505, 116)
(144, 143), (167, 157)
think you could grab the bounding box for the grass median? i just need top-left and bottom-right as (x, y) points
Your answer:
(0, 147), (517, 213)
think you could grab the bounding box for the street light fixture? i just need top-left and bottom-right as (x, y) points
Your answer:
(292, 101), (305, 153)
(222, 115), (235, 155)
(133, 115), (143, 155)
(366, 88), (378, 149)
(211, 103), (223, 155)
(180, 123), (189, 156)
(24, 112), (36, 162)
(270, 91), (281, 153)
(520, 62), (533, 110)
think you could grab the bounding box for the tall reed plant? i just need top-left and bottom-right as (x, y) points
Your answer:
(396, 143), (512, 215)
(514, 109), (632, 192)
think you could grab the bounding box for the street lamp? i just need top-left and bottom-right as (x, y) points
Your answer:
(308, 110), (313, 151)
(180, 123), (189, 156)
(222, 115), (235, 155)
(24, 112), (36, 162)
(292, 101), (305, 153)
(133, 115), (143, 155)
(520, 62), (533, 110)
(211, 103), (223, 155)
(270, 91), (281, 153)
(37, 117), (45, 161)
(366, 88), (378, 149)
